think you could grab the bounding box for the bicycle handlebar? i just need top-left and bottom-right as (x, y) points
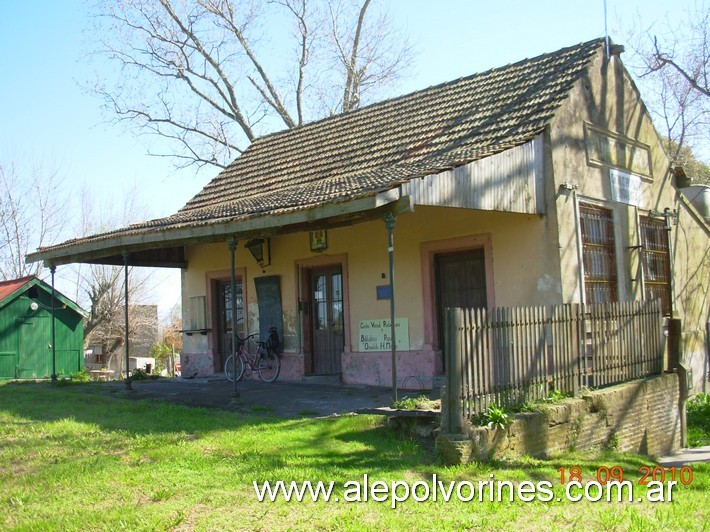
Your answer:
(232, 332), (258, 342)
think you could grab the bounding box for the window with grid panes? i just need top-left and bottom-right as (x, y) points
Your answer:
(579, 204), (618, 304)
(640, 216), (672, 314)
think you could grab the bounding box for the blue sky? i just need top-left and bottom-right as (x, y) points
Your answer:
(0, 0), (695, 314)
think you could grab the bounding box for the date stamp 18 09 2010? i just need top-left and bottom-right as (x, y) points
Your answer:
(557, 465), (694, 485)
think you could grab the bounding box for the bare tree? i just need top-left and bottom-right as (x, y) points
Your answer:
(627, 1), (709, 177)
(88, 0), (413, 170)
(71, 185), (157, 372)
(0, 160), (66, 281)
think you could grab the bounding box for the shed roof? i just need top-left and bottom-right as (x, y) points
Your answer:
(0, 276), (35, 303)
(28, 38), (605, 266)
(0, 276), (86, 315)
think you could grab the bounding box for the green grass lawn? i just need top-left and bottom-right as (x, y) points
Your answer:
(1, 382), (708, 530)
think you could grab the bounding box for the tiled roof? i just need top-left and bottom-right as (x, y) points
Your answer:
(32, 38), (604, 258)
(172, 38), (603, 222)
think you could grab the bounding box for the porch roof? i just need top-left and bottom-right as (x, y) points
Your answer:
(28, 38), (604, 267)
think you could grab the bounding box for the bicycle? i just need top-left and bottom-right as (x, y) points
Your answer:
(224, 330), (281, 383)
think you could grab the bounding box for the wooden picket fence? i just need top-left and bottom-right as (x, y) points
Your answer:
(444, 299), (664, 419)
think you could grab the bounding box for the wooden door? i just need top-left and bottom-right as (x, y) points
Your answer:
(216, 279), (243, 371)
(310, 268), (344, 374)
(435, 249), (487, 360)
(18, 317), (51, 378)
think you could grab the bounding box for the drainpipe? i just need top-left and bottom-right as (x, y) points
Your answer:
(228, 238), (240, 406)
(384, 212), (397, 402)
(50, 264), (57, 383)
(633, 206), (646, 299)
(571, 189), (586, 306)
(123, 253), (132, 391)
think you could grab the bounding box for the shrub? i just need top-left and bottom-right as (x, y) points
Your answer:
(687, 393), (710, 447)
(132, 368), (149, 381)
(70, 369), (91, 383)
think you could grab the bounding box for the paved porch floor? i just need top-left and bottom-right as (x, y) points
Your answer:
(101, 375), (400, 418)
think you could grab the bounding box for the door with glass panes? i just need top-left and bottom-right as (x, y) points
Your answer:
(216, 279), (244, 372)
(310, 268), (344, 374)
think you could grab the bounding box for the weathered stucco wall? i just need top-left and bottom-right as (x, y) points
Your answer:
(548, 47), (709, 392)
(550, 48), (675, 305)
(437, 373), (681, 464)
(672, 198), (710, 393)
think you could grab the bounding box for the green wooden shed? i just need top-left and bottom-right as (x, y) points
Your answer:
(0, 276), (85, 379)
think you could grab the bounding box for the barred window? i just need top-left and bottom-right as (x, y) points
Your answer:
(580, 204), (618, 304)
(640, 216), (672, 314)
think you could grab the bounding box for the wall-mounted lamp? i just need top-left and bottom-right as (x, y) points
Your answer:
(29, 301), (39, 312)
(559, 182), (579, 191)
(246, 238), (270, 269)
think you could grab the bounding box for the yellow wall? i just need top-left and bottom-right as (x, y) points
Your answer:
(182, 206), (562, 366)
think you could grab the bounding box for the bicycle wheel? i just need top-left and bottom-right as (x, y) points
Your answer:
(257, 351), (281, 383)
(224, 354), (245, 382)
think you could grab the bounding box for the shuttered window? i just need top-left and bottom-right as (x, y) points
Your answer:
(640, 216), (672, 315)
(579, 204), (618, 304)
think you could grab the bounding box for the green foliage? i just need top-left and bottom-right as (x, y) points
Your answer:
(69, 369), (91, 383)
(687, 393), (710, 447)
(605, 431), (620, 451)
(392, 395), (440, 410)
(131, 368), (149, 381)
(149, 343), (172, 360)
(149, 343), (176, 374)
(473, 402), (510, 430)
(0, 383), (708, 529)
(543, 389), (567, 403)
(665, 140), (710, 185)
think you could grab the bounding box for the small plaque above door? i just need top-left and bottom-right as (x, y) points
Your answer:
(309, 230), (328, 252)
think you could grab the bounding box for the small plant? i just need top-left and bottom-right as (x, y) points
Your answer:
(474, 403), (510, 430)
(131, 368), (149, 381)
(544, 389), (567, 403)
(605, 431), (620, 451)
(69, 369), (91, 383)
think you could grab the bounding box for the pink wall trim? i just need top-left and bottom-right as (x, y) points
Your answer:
(181, 351), (215, 377)
(277, 352), (305, 382)
(420, 234), (495, 350)
(341, 349), (439, 389)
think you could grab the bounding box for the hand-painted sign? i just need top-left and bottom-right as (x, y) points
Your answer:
(358, 318), (409, 352)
